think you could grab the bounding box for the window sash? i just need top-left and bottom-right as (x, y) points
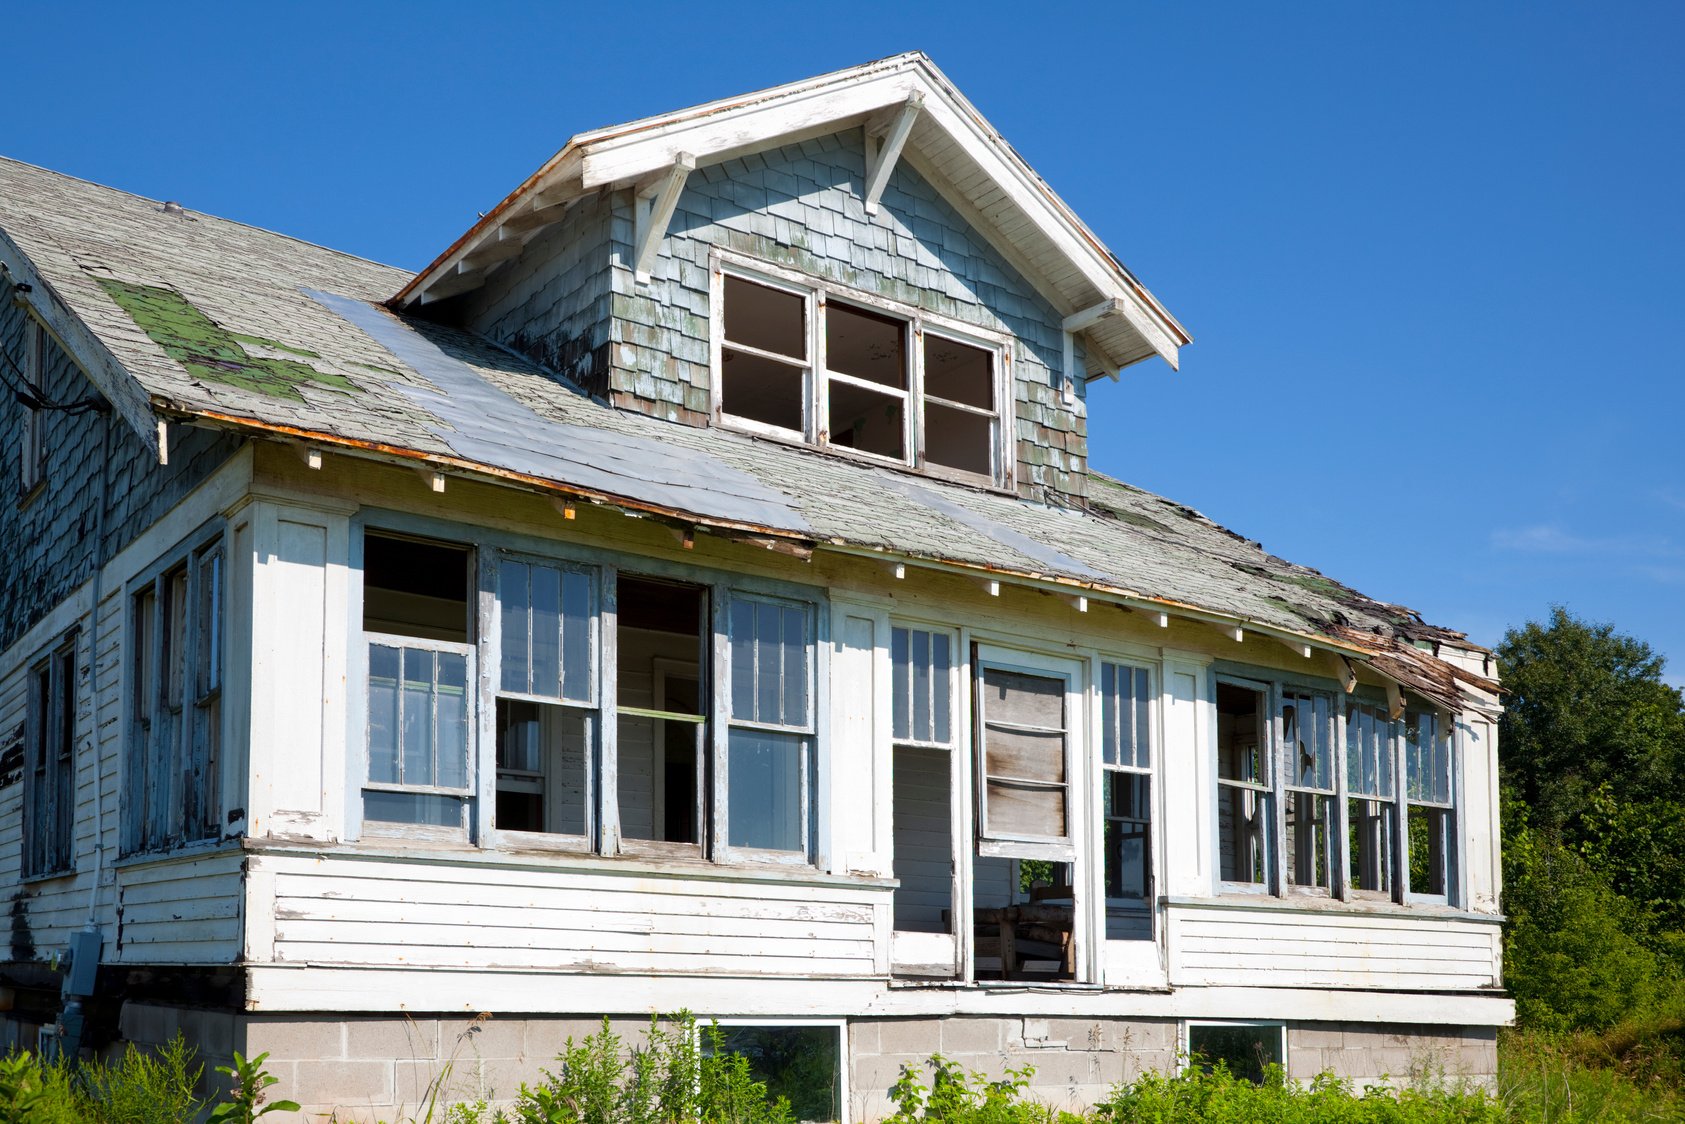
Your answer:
(365, 634), (475, 797)
(497, 555), (596, 706)
(1280, 690), (1335, 795)
(715, 261), (1009, 486)
(1101, 662), (1151, 771)
(23, 637), (75, 878)
(975, 662), (1073, 854)
(891, 625), (956, 748)
(721, 593), (818, 861)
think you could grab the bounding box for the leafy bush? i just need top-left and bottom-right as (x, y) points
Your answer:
(1096, 1063), (1506, 1123)
(885, 1054), (1079, 1123)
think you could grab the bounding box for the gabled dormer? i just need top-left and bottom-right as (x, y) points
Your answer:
(401, 53), (1188, 505)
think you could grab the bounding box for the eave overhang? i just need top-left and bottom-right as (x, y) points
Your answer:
(393, 52), (1190, 374)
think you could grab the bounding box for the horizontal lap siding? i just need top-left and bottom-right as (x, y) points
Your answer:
(1168, 907), (1499, 990)
(257, 855), (880, 977)
(115, 851), (244, 963)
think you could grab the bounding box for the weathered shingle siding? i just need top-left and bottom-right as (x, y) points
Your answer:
(0, 297), (240, 654)
(611, 129), (1091, 503)
(446, 192), (616, 397)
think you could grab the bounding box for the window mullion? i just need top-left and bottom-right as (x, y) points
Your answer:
(710, 588), (731, 860)
(1269, 686), (1287, 895)
(599, 566), (622, 854)
(809, 291), (825, 445)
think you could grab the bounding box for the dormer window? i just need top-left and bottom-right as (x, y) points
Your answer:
(713, 255), (1009, 488)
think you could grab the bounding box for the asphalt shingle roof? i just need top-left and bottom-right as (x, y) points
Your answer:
(0, 157), (1484, 705)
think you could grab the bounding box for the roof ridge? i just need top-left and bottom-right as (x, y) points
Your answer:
(0, 154), (413, 278)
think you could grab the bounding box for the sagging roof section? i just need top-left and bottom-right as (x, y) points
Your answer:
(393, 52), (1189, 377)
(0, 135), (1490, 712)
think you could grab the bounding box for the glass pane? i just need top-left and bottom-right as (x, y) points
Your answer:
(1133, 667), (1151, 771)
(931, 633), (952, 745)
(912, 630), (931, 742)
(924, 402), (992, 477)
(780, 603), (807, 725)
(706, 1025), (839, 1124)
(367, 644), (400, 784)
(730, 598), (756, 719)
(1283, 693), (1330, 790)
(724, 276), (805, 359)
(827, 379), (904, 459)
(755, 601), (782, 722)
(728, 729), (806, 852)
(924, 335), (993, 408)
(827, 302), (906, 388)
(1346, 704), (1395, 800)
(499, 559), (529, 694)
(496, 700), (588, 837)
(531, 565), (562, 698)
(435, 652), (468, 790)
(561, 570), (592, 703)
(401, 649), (436, 786)
(721, 350), (803, 431)
(364, 790), (463, 828)
(891, 627), (910, 741)
(1104, 772), (1150, 901)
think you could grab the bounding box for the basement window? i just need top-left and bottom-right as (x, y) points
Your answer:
(1187, 1021), (1284, 1084)
(705, 1022), (842, 1123)
(361, 532), (474, 833)
(714, 259), (1008, 487)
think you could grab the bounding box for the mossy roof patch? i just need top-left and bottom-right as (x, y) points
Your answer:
(98, 279), (357, 402)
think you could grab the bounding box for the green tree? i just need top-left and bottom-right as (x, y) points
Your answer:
(1497, 607), (1685, 838)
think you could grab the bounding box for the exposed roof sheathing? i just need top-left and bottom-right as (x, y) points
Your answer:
(0, 156), (1489, 710)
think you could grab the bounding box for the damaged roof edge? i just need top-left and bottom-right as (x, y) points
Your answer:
(168, 408), (1496, 710)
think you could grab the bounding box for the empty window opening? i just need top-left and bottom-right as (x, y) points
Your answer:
(1282, 691), (1335, 894)
(923, 334), (996, 479)
(1188, 1022), (1284, 1085)
(890, 625), (959, 976)
(363, 533), (471, 642)
(705, 1024), (841, 1124)
(892, 745), (953, 933)
(1101, 662), (1152, 940)
(721, 276), (807, 432)
(1346, 702), (1396, 895)
(1216, 682), (1270, 886)
(616, 576), (707, 853)
(362, 532), (474, 831)
(825, 301), (907, 460)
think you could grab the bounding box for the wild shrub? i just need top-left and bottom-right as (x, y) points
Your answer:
(76, 1036), (205, 1124)
(1095, 1062), (1507, 1123)
(885, 1054), (1077, 1123)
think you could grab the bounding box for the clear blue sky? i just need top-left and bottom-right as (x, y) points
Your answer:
(9, 2), (1683, 682)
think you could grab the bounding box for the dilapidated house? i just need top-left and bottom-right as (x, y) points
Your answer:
(0, 53), (1508, 1120)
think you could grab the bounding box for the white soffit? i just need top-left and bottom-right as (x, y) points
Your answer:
(396, 53), (1189, 371)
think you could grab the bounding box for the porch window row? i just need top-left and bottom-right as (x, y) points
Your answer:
(359, 533), (818, 863)
(1217, 678), (1456, 904)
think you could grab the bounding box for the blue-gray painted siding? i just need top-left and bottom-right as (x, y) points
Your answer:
(0, 295), (241, 653)
(450, 129), (1091, 504)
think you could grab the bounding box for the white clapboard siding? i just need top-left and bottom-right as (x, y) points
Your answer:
(1167, 904), (1500, 990)
(114, 850), (245, 963)
(253, 851), (880, 978)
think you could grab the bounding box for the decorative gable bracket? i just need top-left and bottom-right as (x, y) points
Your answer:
(863, 93), (924, 216)
(633, 153), (696, 284)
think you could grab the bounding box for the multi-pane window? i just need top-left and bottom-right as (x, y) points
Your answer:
(616, 575), (708, 857)
(716, 266), (1007, 486)
(496, 557), (595, 845)
(1405, 710), (1454, 900)
(1101, 662), (1152, 940)
(890, 625), (958, 937)
(725, 595), (816, 858)
(361, 533), (474, 833)
(23, 634), (76, 877)
(127, 537), (223, 854)
(1215, 682), (1270, 886)
(1281, 690), (1335, 894)
(1345, 702), (1396, 895)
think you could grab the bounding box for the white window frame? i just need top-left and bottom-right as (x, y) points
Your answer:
(973, 647), (1081, 863)
(360, 632), (478, 841)
(704, 1017), (850, 1124)
(709, 250), (1014, 489)
(1279, 687), (1338, 898)
(1098, 660), (1155, 922)
(124, 526), (226, 857)
(1403, 708), (1456, 905)
(1213, 675), (1275, 894)
(1343, 699), (1399, 900)
(1183, 1020), (1286, 1081)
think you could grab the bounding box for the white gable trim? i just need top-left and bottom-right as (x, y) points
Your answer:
(396, 54), (1189, 371)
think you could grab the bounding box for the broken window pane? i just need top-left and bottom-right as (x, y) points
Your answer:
(1348, 797), (1395, 894)
(1345, 702), (1395, 799)
(1409, 805), (1449, 896)
(1405, 711), (1451, 804)
(1286, 791), (1333, 891)
(924, 335), (993, 409)
(1281, 691), (1333, 791)
(826, 302), (905, 388)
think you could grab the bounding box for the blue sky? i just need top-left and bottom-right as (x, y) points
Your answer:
(9, 2), (1683, 682)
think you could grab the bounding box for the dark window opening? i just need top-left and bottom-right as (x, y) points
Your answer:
(616, 576), (707, 851)
(704, 1024), (840, 1123)
(1189, 1023), (1282, 1084)
(364, 533), (471, 643)
(1216, 683), (1269, 885)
